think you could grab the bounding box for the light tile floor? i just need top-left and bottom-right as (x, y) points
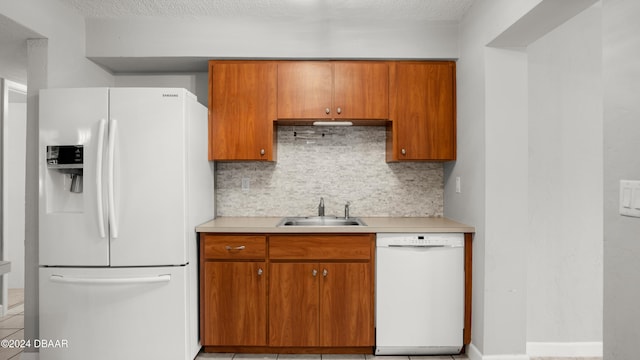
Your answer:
(0, 289), (25, 360)
(195, 354), (468, 360)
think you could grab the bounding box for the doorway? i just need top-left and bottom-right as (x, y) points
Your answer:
(1, 78), (27, 316)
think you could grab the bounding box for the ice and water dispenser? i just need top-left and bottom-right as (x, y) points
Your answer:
(46, 145), (84, 193)
(45, 145), (84, 213)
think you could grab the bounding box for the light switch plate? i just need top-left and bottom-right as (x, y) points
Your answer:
(619, 180), (640, 218)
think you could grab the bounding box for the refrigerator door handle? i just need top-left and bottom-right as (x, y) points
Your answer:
(49, 274), (171, 285)
(108, 118), (119, 239)
(96, 118), (108, 238)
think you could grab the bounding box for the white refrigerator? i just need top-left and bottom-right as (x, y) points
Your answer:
(38, 88), (213, 360)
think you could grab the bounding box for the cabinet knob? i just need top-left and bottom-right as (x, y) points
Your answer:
(336, 107), (342, 115)
(322, 269), (328, 277)
(325, 107), (331, 115)
(312, 269), (318, 277)
(401, 148), (407, 155)
(260, 148), (265, 156)
(257, 268), (263, 276)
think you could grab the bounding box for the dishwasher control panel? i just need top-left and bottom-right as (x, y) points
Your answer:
(376, 233), (464, 247)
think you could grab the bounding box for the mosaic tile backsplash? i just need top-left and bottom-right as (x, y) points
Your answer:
(215, 126), (444, 217)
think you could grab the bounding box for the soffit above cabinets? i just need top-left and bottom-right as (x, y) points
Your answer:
(59, 0), (473, 73)
(58, 0), (474, 22)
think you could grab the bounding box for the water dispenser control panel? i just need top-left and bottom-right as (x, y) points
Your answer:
(46, 145), (83, 169)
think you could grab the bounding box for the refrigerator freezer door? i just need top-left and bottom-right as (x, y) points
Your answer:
(39, 88), (110, 266)
(39, 266), (196, 360)
(108, 88), (190, 266)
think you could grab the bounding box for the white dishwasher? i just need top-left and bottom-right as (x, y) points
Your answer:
(375, 233), (465, 355)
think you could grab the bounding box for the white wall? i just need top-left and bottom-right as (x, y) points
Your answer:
(447, 0), (545, 356)
(603, 0), (640, 359)
(6, 101), (26, 289)
(0, 14), (41, 85)
(0, 0), (113, 87)
(484, 46), (530, 356)
(114, 74), (208, 106)
(447, 0), (601, 358)
(527, 3), (603, 348)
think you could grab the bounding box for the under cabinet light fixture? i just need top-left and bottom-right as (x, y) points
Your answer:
(312, 121), (353, 126)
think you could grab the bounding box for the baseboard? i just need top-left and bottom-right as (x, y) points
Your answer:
(526, 341), (603, 357)
(467, 343), (530, 360)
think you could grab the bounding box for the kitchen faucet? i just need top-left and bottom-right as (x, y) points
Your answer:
(318, 197), (325, 216)
(344, 201), (351, 219)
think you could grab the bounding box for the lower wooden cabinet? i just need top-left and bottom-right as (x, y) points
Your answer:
(200, 233), (375, 352)
(269, 262), (320, 347)
(268, 262), (372, 347)
(200, 235), (268, 346)
(202, 261), (267, 346)
(319, 262), (373, 347)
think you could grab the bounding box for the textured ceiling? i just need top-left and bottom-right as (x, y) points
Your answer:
(57, 0), (474, 21)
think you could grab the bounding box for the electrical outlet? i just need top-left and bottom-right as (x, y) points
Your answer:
(455, 176), (461, 194)
(242, 177), (250, 192)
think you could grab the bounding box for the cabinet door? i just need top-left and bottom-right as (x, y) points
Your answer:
(202, 261), (267, 346)
(209, 61), (276, 160)
(269, 263), (320, 346)
(277, 62), (333, 119)
(319, 262), (373, 347)
(389, 61), (456, 161)
(334, 62), (389, 119)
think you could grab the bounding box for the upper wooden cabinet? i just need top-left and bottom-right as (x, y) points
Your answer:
(207, 60), (456, 162)
(208, 61), (276, 161)
(387, 61), (456, 161)
(277, 61), (389, 120)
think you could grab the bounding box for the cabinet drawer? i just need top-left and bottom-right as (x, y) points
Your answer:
(269, 234), (371, 260)
(202, 235), (266, 260)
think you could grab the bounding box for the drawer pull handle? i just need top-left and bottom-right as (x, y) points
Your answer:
(225, 245), (246, 251)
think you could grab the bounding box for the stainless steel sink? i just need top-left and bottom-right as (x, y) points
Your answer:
(277, 216), (367, 227)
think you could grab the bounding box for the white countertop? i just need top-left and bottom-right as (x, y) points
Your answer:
(196, 216), (475, 234)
